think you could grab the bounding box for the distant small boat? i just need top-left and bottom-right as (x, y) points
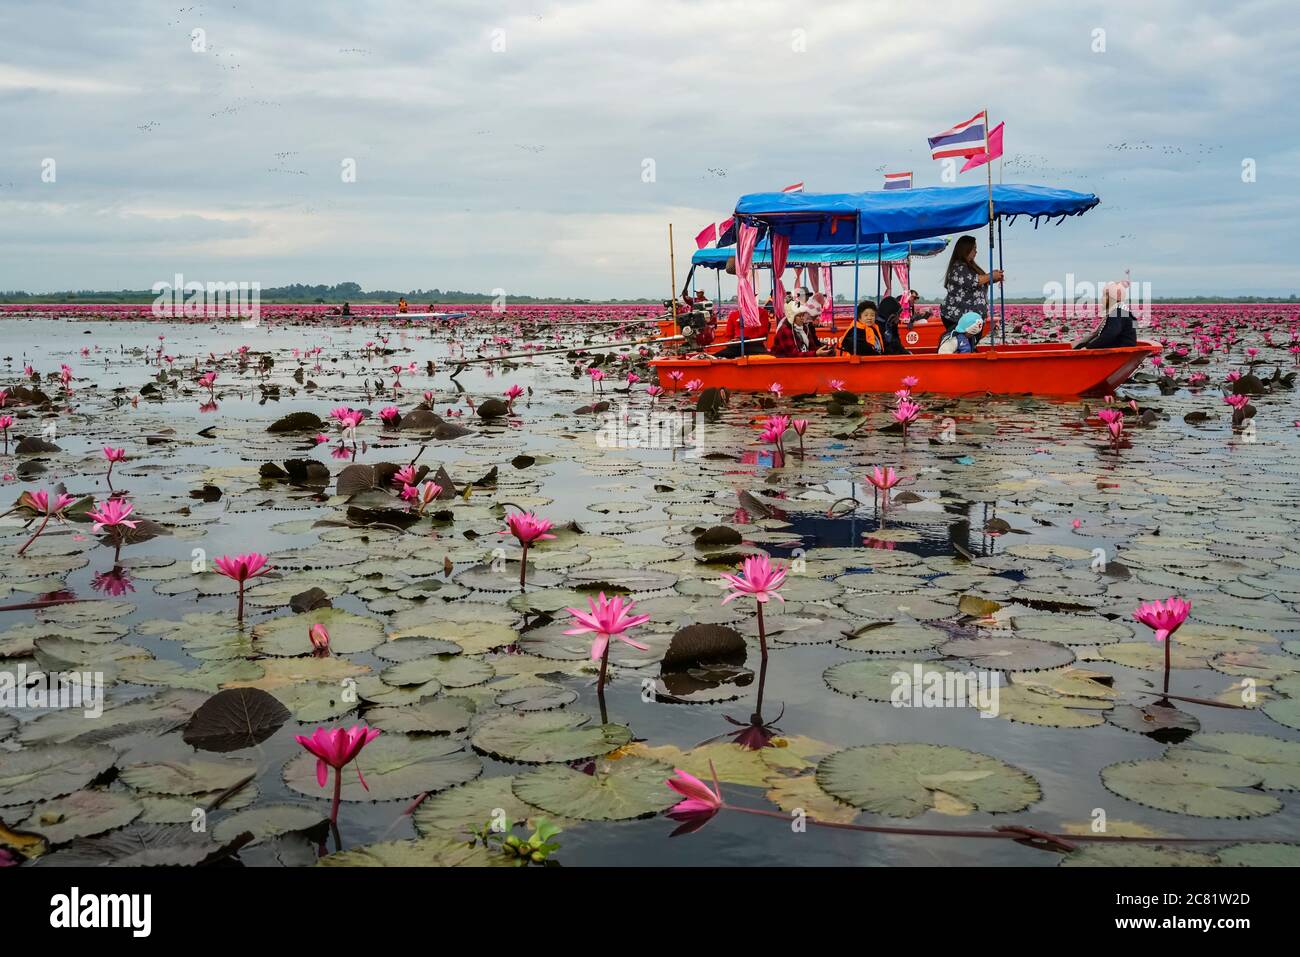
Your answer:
(651, 341), (1158, 397)
(372, 312), (468, 320)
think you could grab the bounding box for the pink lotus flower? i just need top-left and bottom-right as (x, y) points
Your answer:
(901, 376), (919, 390)
(504, 384), (524, 410)
(684, 378), (703, 392)
(294, 724), (382, 824)
(393, 464), (417, 487)
(768, 382), (783, 397)
(89, 498), (139, 534)
(198, 371), (217, 392)
(1225, 394), (1250, 411)
(721, 554), (787, 611)
(505, 511), (556, 589)
(413, 481), (443, 515)
(379, 405), (401, 425)
(646, 385), (665, 401)
(665, 762), (724, 832)
(1134, 596), (1191, 696)
(564, 591), (652, 691)
(309, 622), (330, 655)
(892, 399), (920, 435)
(14, 489), (78, 556)
(866, 466), (901, 493)
(0, 415), (11, 453)
(829, 379), (846, 392)
(213, 552), (273, 623)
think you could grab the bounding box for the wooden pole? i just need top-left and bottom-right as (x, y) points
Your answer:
(668, 224), (678, 332)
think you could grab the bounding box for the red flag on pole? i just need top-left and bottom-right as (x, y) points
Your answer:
(782, 182), (804, 193)
(694, 222), (718, 249)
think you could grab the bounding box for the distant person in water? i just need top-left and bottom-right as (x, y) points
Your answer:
(839, 301), (884, 355)
(940, 235), (1002, 332)
(1075, 281), (1138, 349)
(341, 301), (351, 316)
(397, 298), (409, 314)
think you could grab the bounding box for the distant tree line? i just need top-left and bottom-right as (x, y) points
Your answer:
(0, 283), (1295, 306)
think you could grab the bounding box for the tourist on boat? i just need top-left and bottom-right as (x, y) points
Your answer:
(398, 297), (409, 314)
(1074, 281), (1138, 350)
(940, 236), (1002, 332)
(876, 296), (910, 355)
(937, 311), (984, 354)
(715, 303), (772, 358)
(839, 301), (884, 355)
(907, 290), (935, 325)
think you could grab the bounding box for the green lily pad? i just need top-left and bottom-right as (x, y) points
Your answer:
(19, 689), (205, 747)
(1059, 845), (1220, 867)
(1166, 732), (1300, 790)
(939, 636), (1075, 672)
(815, 743), (1041, 818)
(366, 697), (474, 735)
(253, 608), (385, 656)
(283, 733), (480, 802)
(1100, 758), (1281, 819)
(317, 835), (507, 867)
(470, 711), (631, 764)
(836, 621), (945, 655)
(19, 789), (142, 844)
(211, 804), (328, 846)
(380, 655), (494, 688)
(412, 775), (553, 837)
(0, 744), (117, 806)
(512, 755), (677, 820)
(120, 758), (255, 796)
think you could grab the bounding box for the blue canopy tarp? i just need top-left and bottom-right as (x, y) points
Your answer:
(733, 184), (1099, 244)
(691, 238), (946, 269)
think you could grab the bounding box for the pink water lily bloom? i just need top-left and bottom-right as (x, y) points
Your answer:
(564, 592), (652, 662)
(505, 511), (556, 546)
(866, 466), (901, 492)
(213, 552), (271, 583)
(102, 446), (126, 463)
(308, 622), (330, 654)
(392, 464), (417, 486)
(1133, 597), (1191, 644)
(901, 376), (919, 389)
(892, 399), (920, 427)
(829, 379), (846, 391)
(294, 724), (382, 824)
(213, 552), (273, 623)
(791, 419), (808, 436)
(666, 761), (724, 818)
(88, 498), (139, 534)
(720, 554), (787, 605)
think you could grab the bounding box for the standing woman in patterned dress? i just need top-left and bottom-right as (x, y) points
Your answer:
(940, 235), (1004, 336)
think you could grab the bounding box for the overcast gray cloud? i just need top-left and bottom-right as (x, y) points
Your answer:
(0, 0), (1296, 297)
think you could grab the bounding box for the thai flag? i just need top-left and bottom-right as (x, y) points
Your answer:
(928, 112), (988, 160)
(782, 182), (804, 193)
(883, 171), (912, 190)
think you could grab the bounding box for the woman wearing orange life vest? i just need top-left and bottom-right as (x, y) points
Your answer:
(839, 301), (884, 355)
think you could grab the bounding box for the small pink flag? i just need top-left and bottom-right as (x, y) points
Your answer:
(960, 122), (1004, 173)
(694, 222), (718, 249)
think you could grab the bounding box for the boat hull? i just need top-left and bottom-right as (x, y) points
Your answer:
(650, 342), (1158, 397)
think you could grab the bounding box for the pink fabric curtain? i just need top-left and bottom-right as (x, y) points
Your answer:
(735, 223), (762, 329)
(881, 262), (893, 297)
(770, 232), (790, 323)
(894, 263), (910, 318)
(821, 266), (834, 326)
(793, 266), (804, 290)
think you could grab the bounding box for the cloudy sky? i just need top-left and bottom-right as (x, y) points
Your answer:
(1, 0), (1297, 298)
